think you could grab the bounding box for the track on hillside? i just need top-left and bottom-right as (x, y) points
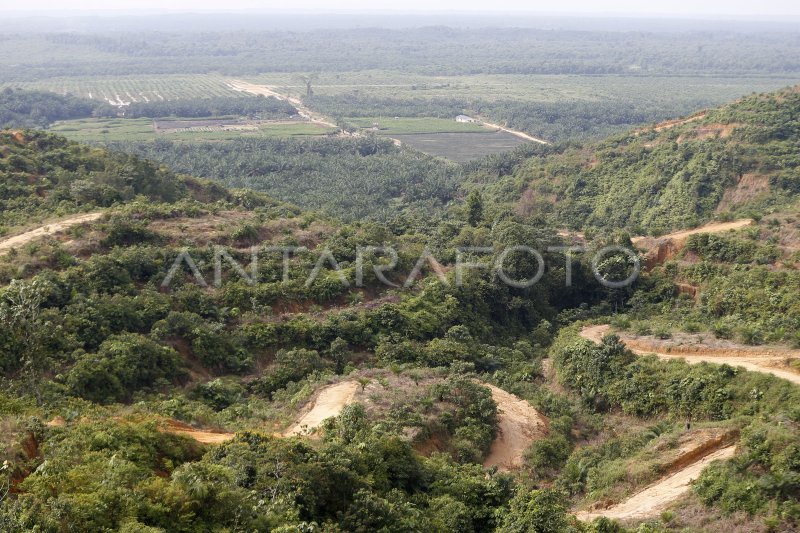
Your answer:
(0, 213), (103, 253)
(580, 325), (800, 385)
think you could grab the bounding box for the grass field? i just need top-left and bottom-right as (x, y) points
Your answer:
(346, 116), (488, 134)
(394, 131), (530, 162)
(48, 117), (334, 142)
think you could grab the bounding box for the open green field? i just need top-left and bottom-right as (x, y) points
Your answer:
(346, 116), (488, 134)
(393, 131), (531, 162)
(48, 117), (334, 142)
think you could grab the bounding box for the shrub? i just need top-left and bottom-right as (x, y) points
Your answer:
(66, 333), (184, 403)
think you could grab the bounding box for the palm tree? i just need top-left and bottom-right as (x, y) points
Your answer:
(297, 73), (319, 98)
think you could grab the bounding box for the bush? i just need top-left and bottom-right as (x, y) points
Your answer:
(66, 333), (184, 403)
(739, 326), (764, 346)
(190, 378), (245, 411)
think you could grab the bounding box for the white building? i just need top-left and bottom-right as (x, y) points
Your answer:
(456, 115), (476, 123)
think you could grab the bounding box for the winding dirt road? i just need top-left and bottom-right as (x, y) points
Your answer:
(483, 384), (549, 471)
(0, 213), (103, 253)
(162, 378), (550, 469)
(576, 444), (737, 522)
(580, 325), (800, 385)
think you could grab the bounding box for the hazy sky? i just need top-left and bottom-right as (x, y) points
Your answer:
(0, 0), (798, 17)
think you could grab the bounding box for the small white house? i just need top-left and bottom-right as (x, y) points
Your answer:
(456, 115), (476, 123)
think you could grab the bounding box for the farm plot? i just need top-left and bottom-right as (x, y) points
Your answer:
(392, 131), (531, 162)
(346, 116), (488, 134)
(49, 118), (156, 142)
(49, 117), (335, 142)
(9, 74), (243, 105)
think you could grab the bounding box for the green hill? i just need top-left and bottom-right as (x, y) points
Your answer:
(489, 85), (800, 235)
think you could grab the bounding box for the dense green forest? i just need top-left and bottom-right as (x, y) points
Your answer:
(2, 29), (800, 81)
(0, 88), (115, 129)
(108, 136), (466, 222)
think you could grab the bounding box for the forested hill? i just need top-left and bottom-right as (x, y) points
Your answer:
(491, 85), (800, 235)
(0, 129), (288, 230)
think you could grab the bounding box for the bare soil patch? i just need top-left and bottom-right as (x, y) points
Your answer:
(716, 174), (770, 213)
(482, 384), (549, 471)
(283, 381), (360, 436)
(0, 213), (103, 253)
(576, 443), (737, 521)
(651, 112), (707, 132)
(632, 219), (754, 269)
(160, 419), (235, 444)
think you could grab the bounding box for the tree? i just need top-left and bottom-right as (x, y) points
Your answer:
(329, 337), (351, 375)
(298, 73), (319, 98)
(0, 279), (49, 397)
(497, 489), (570, 533)
(466, 190), (484, 227)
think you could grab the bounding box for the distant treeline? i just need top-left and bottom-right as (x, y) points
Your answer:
(3, 29), (800, 81)
(125, 96), (297, 118)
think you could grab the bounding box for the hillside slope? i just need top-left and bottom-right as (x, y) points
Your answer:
(496, 86), (800, 234)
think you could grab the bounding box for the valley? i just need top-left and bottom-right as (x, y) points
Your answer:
(1, 12), (799, 533)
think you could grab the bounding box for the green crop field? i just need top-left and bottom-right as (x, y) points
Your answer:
(48, 117), (334, 142)
(393, 131), (531, 162)
(346, 116), (488, 134)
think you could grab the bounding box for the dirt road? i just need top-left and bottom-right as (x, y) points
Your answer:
(631, 219), (754, 247)
(482, 384), (549, 471)
(576, 444), (736, 521)
(161, 420), (235, 444)
(579, 325), (800, 385)
(631, 219), (754, 269)
(476, 117), (550, 145)
(652, 112), (707, 133)
(0, 213), (103, 253)
(283, 381), (360, 436)
(227, 80), (338, 129)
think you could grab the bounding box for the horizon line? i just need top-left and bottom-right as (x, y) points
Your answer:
(1, 9), (799, 21)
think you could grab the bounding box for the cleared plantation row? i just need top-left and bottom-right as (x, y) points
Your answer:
(7, 74), (244, 104)
(242, 71), (800, 104)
